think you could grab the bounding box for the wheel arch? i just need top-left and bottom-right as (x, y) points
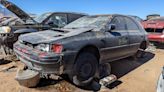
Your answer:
(140, 41), (148, 50)
(75, 45), (100, 63)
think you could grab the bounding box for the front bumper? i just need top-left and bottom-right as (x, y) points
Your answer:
(14, 42), (64, 75)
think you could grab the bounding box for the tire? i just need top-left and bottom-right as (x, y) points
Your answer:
(99, 63), (111, 79)
(69, 52), (98, 86)
(135, 49), (145, 58)
(135, 42), (147, 58)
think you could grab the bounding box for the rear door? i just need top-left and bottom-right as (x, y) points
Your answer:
(103, 16), (129, 61)
(124, 17), (144, 54)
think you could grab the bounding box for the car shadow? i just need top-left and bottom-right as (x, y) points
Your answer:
(0, 59), (12, 65)
(110, 52), (155, 79)
(34, 52), (155, 91)
(36, 78), (63, 87)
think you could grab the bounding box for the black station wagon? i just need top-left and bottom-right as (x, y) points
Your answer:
(14, 14), (149, 86)
(0, 0), (86, 56)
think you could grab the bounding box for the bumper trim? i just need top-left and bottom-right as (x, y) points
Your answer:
(14, 48), (63, 65)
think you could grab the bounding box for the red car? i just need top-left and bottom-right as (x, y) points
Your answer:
(142, 17), (164, 43)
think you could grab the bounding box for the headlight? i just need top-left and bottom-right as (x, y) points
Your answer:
(36, 44), (50, 52)
(0, 26), (11, 33)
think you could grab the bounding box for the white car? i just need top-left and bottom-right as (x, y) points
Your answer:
(157, 67), (164, 92)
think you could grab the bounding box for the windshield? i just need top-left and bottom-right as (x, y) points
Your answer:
(35, 13), (52, 23)
(64, 16), (110, 29)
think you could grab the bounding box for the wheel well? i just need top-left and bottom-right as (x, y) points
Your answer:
(76, 45), (100, 61)
(140, 41), (147, 50)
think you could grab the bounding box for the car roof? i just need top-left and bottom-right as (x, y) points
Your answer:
(45, 12), (88, 16)
(89, 14), (132, 18)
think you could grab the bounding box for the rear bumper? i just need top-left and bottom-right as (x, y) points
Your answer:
(0, 33), (18, 56)
(148, 34), (164, 43)
(0, 33), (19, 49)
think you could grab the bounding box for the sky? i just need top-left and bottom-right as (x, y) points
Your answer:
(5, 0), (164, 19)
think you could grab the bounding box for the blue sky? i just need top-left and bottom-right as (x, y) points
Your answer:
(7, 0), (164, 19)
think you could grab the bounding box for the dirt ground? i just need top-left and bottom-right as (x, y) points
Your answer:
(0, 47), (163, 92)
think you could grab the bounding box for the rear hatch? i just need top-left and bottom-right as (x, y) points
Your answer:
(0, 0), (37, 24)
(142, 20), (164, 29)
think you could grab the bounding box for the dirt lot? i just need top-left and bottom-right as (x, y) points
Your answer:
(0, 47), (163, 92)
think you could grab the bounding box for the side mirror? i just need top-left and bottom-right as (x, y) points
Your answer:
(108, 24), (116, 31)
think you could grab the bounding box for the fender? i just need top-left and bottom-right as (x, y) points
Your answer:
(14, 29), (38, 34)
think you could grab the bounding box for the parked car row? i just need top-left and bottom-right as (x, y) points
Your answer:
(0, 0), (152, 88)
(14, 14), (149, 86)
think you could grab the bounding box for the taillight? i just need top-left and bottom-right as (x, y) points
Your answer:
(52, 44), (63, 54)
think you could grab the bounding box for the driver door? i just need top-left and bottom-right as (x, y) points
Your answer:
(103, 16), (130, 61)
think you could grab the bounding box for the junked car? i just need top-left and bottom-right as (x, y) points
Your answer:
(0, 17), (24, 26)
(157, 67), (164, 92)
(14, 14), (149, 87)
(142, 17), (164, 43)
(0, 0), (86, 56)
(0, 16), (11, 23)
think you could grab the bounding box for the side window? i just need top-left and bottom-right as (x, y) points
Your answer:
(125, 17), (139, 30)
(46, 14), (67, 28)
(68, 14), (83, 23)
(111, 17), (126, 30)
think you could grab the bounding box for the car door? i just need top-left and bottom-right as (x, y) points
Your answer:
(124, 17), (144, 54)
(103, 16), (130, 62)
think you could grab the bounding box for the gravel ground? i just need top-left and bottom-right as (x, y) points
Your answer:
(0, 47), (163, 92)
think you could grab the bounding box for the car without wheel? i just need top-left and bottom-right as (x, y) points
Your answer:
(0, 0), (86, 57)
(14, 14), (149, 87)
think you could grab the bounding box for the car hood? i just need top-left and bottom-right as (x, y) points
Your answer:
(142, 20), (164, 29)
(0, 0), (37, 24)
(19, 28), (93, 44)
